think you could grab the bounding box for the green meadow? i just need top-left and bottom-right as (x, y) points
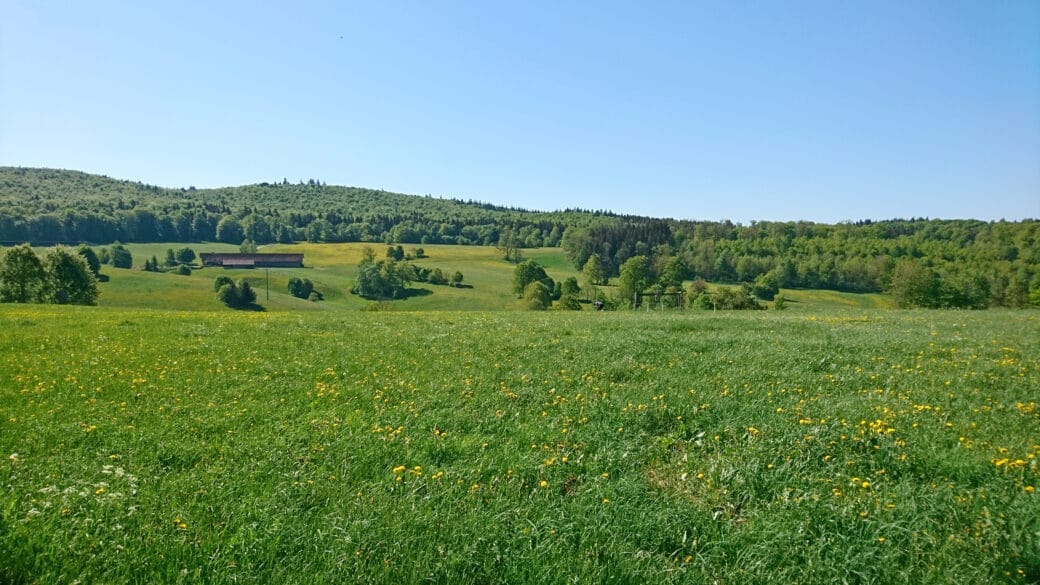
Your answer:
(96, 242), (893, 313)
(1, 244), (1037, 583)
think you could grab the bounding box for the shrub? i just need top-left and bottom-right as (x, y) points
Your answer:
(176, 265), (192, 276)
(110, 245), (132, 269)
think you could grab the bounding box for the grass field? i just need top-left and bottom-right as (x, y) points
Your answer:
(1, 305), (1037, 583)
(93, 242), (893, 313)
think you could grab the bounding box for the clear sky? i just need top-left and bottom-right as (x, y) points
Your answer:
(2, 1), (1038, 224)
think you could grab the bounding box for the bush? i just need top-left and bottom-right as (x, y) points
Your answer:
(524, 281), (551, 310)
(110, 245), (132, 269)
(288, 277), (314, 299)
(217, 279), (257, 309)
(176, 265), (192, 276)
(214, 276), (234, 292)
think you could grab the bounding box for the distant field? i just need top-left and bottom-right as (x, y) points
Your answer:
(78, 242), (895, 313)
(1, 306), (1037, 583)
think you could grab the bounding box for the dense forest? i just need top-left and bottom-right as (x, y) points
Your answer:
(2, 166), (1038, 308)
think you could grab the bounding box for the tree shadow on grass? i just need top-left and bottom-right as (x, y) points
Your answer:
(398, 288), (433, 299)
(230, 303), (266, 312)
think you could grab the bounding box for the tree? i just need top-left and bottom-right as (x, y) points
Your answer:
(451, 271), (464, 287)
(618, 255), (651, 305)
(214, 275), (234, 292)
(561, 276), (581, 298)
(513, 260), (553, 297)
(216, 217), (243, 244)
(889, 259), (939, 308)
(582, 254), (607, 286)
(288, 277), (314, 299)
(216, 278), (257, 309)
(752, 271), (780, 301)
(240, 239), (257, 254)
(175, 247), (196, 264)
(524, 281), (551, 310)
(0, 244), (49, 303)
(352, 259), (410, 299)
(658, 256), (687, 289)
(110, 245), (133, 269)
(497, 228), (522, 263)
(77, 245), (101, 277)
(175, 264), (192, 276)
(165, 248), (177, 266)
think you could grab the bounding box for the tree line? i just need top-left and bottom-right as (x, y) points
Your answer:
(3, 167), (1037, 308)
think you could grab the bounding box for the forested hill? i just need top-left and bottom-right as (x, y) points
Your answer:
(0, 166), (608, 247)
(2, 166), (1038, 307)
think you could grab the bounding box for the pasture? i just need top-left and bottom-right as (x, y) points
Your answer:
(91, 242), (895, 312)
(1, 306), (1037, 583)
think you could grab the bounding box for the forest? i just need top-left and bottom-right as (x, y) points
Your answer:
(2, 166), (1037, 308)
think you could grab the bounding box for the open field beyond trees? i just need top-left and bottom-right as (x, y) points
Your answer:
(1, 305), (1037, 583)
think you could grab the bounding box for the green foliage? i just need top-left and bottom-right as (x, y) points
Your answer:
(2, 168), (1037, 309)
(752, 271), (780, 301)
(216, 279), (257, 309)
(618, 255), (651, 304)
(175, 247), (196, 264)
(175, 265), (192, 276)
(77, 245), (101, 277)
(554, 294), (583, 310)
(287, 277), (314, 299)
(45, 246), (99, 305)
(239, 239), (257, 254)
(497, 227), (523, 263)
(352, 259), (411, 300)
(428, 268), (447, 285)
(0, 245), (97, 305)
(213, 275), (233, 292)
(512, 260), (554, 297)
(561, 276), (581, 298)
(164, 248), (177, 266)
(450, 271), (464, 287)
(523, 281), (551, 310)
(0, 244), (49, 303)
(582, 253), (607, 286)
(110, 244), (132, 269)
(773, 293), (788, 310)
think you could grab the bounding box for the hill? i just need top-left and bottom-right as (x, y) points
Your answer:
(1, 167), (1038, 308)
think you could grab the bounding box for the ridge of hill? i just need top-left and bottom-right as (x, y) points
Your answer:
(1, 167), (1038, 308)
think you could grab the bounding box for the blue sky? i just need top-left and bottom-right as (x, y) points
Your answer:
(2, 1), (1037, 223)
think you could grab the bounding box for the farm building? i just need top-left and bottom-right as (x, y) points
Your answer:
(200, 253), (304, 269)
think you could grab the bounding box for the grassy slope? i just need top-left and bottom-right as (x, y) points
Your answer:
(0, 307), (1037, 584)
(97, 243), (891, 313)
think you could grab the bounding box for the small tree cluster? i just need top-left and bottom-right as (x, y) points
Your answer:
(688, 283), (763, 310)
(352, 257), (412, 300)
(143, 256), (161, 272)
(513, 260), (560, 310)
(214, 276), (257, 309)
(288, 277), (315, 299)
(0, 244), (98, 305)
(408, 266), (465, 287)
